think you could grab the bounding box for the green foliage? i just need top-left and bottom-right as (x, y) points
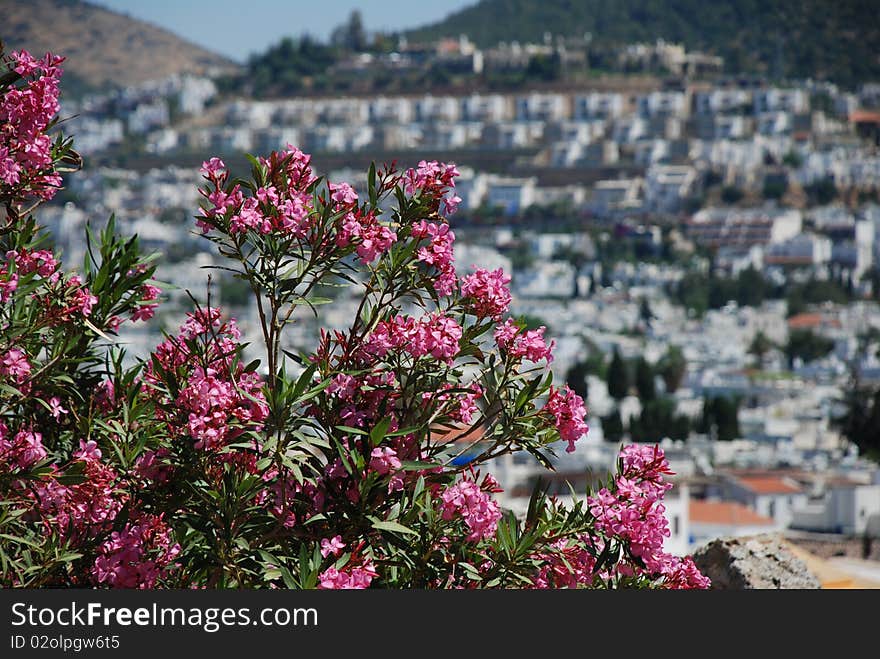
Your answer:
(805, 178), (838, 205)
(406, 0), (880, 87)
(785, 329), (835, 366)
(600, 408), (624, 443)
(696, 395), (740, 441)
(721, 186), (744, 205)
(839, 385), (880, 463)
(634, 357), (656, 402)
(656, 346), (687, 394)
(606, 348), (629, 401)
(629, 398), (691, 443)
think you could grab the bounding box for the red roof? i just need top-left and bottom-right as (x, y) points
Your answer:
(850, 110), (880, 124)
(735, 476), (802, 495)
(689, 500), (775, 526)
(786, 312), (840, 330)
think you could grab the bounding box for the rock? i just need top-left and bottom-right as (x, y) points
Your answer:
(692, 534), (821, 589)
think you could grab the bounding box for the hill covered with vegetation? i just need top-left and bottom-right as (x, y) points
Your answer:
(406, 0), (880, 88)
(0, 0), (237, 95)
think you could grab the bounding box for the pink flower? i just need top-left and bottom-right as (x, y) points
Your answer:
(91, 514), (180, 588)
(320, 535), (345, 559)
(460, 268), (512, 320)
(369, 447), (402, 476)
(0, 347), (31, 385)
(411, 220), (456, 296)
(318, 559), (378, 589)
(0, 428), (47, 471)
(329, 181), (358, 208)
(544, 386), (589, 452)
(440, 475), (502, 542)
(200, 157), (226, 179)
(47, 396), (68, 420)
(494, 320), (555, 363)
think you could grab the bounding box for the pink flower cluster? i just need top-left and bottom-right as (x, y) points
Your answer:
(145, 308), (268, 451)
(531, 538), (599, 589)
(0, 347), (31, 392)
(365, 313), (462, 363)
(197, 146), (316, 238)
(323, 369), (400, 430)
(91, 514), (180, 588)
(423, 383), (483, 424)
(544, 386), (589, 453)
(493, 319), (555, 363)
(0, 50), (64, 201)
(131, 282), (161, 322)
(337, 209), (397, 263)
(403, 160), (461, 215)
(587, 444), (710, 589)
(411, 220), (456, 296)
(31, 441), (126, 545)
(460, 268), (512, 320)
(1, 248), (60, 302)
(28, 273), (98, 326)
(440, 474), (502, 542)
(318, 554), (378, 589)
(0, 424), (46, 472)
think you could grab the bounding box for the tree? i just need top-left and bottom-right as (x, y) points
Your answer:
(635, 357), (656, 402)
(601, 409), (625, 443)
(698, 396), (741, 441)
(565, 360), (590, 401)
(0, 45), (709, 591)
(785, 329), (835, 367)
(331, 10), (367, 52)
(721, 185), (744, 204)
(840, 384), (880, 462)
(638, 297), (654, 327)
(748, 330), (775, 367)
(628, 398), (691, 443)
(607, 348), (629, 400)
(656, 346), (687, 393)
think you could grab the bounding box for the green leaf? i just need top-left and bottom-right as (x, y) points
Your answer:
(369, 518), (417, 536)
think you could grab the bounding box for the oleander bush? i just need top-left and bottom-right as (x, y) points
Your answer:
(0, 46), (708, 589)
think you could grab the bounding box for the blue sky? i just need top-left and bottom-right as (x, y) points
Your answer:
(91, 0), (476, 63)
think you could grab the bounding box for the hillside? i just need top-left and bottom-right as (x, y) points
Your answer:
(0, 0), (237, 94)
(406, 0), (880, 89)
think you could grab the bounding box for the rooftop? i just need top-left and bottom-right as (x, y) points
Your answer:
(690, 500), (776, 526)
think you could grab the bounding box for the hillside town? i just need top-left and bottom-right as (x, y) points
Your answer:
(43, 31), (880, 561)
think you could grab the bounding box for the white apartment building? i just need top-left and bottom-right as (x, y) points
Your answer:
(572, 92), (625, 120)
(515, 92), (569, 122)
(754, 88), (808, 114)
(694, 88), (751, 115)
(644, 165), (697, 213)
(637, 91), (688, 118)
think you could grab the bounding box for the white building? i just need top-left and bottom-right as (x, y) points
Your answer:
(754, 88), (808, 114)
(688, 499), (777, 550)
(637, 91), (688, 118)
(791, 480), (880, 535)
(590, 178), (643, 215)
(461, 94), (511, 122)
(515, 93), (568, 122)
(765, 233), (833, 267)
(486, 176), (537, 215)
(369, 97), (414, 124)
(694, 89), (751, 115)
(572, 93), (624, 120)
(415, 95), (460, 122)
(644, 165), (696, 213)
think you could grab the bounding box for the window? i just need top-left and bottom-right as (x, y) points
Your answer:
(673, 516), (680, 536)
